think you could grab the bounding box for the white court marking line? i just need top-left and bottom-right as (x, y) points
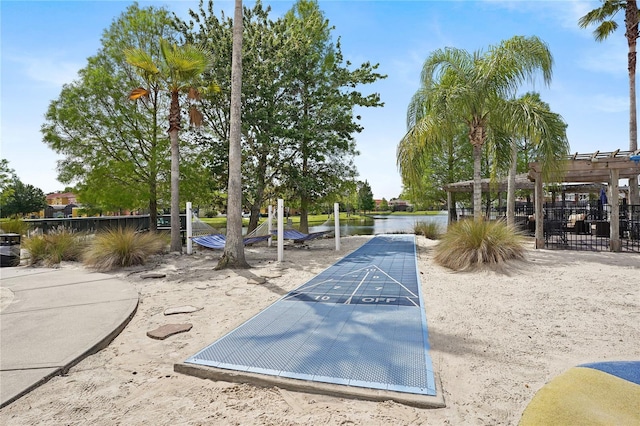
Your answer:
(344, 271), (370, 305)
(287, 264), (419, 301)
(361, 265), (419, 299)
(403, 296), (419, 307)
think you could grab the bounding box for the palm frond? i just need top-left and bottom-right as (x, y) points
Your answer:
(504, 93), (569, 182)
(159, 38), (212, 89)
(124, 48), (160, 77)
(578, 0), (625, 41)
(578, 0), (624, 28)
(189, 105), (204, 127)
(128, 87), (150, 101)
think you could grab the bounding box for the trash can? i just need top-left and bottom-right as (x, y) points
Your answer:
(0, 233), (21, 267)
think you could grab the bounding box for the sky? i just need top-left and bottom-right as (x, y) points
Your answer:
(0, 0), (632, 201)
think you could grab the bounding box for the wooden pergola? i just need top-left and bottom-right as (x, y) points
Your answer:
(443, 174), (532, 224)
(444, 173), (535, 193)
(443, 174), (605, 223)
(528, 150), (640, 251)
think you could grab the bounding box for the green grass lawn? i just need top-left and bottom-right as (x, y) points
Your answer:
(390, 210), (445, 216)
(199, 212), (368, 229)
(367, 210), (446, 216)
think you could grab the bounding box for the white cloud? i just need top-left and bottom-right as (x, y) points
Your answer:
(558, 0), (600, 32)
(579, 42), (627, 76)
(482, 0), (601, 34)
(9, 54), (82, 87)
(589, 93), (629, 113)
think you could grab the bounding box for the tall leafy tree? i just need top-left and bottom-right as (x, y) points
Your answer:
(357, 180), (375, 214)
(125, 38), (212, 253)
(178, 1), (290, 233)
(1, 178), (47, 218)
(281, 0), (386, 233)
(579, 0), (639, 205)
(42, 4), (180, 232)
(0, 159), (16, 208)
(399, 36), (554, 220)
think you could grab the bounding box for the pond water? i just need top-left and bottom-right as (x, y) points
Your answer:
(309, 213), (448, 236)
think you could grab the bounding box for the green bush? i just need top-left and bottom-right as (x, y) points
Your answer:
(21, 234), (48, 264)
(83, 227), (167, 271)
(0, 219), (30, 235)
(414, 221), (442, 239)
(22, 228), (88, 266)
(434, 219), (525, 271)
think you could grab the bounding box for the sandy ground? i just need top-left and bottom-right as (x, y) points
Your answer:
(1, 235), (639, 425)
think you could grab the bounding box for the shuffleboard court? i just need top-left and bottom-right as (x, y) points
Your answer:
(183, 235), (437, 399)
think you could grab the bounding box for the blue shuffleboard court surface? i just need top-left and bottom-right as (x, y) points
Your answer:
(181, 235), (441, 405)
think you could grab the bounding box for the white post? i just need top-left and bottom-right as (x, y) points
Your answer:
(186, 202), (193, 255)
(334, 202), (340, 251)
(277, 199), (284, 262)
(267, 204), (273, 247)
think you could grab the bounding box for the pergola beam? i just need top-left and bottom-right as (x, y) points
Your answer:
(528, 150), (640, 252)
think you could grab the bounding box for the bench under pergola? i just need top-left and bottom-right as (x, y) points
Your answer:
(528, 150), (640, 251)
(442, 150), (640, 252)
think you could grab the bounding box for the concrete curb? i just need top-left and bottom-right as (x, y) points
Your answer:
(174, 362), (446, 409)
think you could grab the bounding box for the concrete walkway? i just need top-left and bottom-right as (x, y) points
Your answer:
(0, 267), (138, 408)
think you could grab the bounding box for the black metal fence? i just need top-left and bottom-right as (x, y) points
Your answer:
(537, 203), (639, 253)
(23, 214), (187, 235)
(453, 202), (639, 253)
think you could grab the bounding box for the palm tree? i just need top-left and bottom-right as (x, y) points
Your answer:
(579, 0), (639, 204)
(125, 39), (211, 253)
(398, 70), (471, 222)
(217, 0), (249, 269)
(399, 36), (554, 220)
(504, 93), (569, 227)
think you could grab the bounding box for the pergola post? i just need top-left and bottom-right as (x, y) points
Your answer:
(534, 172), (544, 249)
(610, 169), (621, 252)
(447, 191), (454, 225)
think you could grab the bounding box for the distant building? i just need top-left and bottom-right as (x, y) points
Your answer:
(46, 192), (77, 206)
(388, 198), (412, 212)
(44, 192), (78, 218)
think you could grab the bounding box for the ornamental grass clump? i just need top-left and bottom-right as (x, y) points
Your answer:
(414, 221), (442, 239)
(434, 219), (525, 271)
(0, 219), (30, 235)
(83, 227), (167, 271)
(22, 227), (88, 266)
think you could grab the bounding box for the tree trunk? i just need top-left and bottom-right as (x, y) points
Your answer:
(218, 0), (249, 269)
(247, 155), (268, 233)
(248, 183), (264, 233)
(472, 143), (483, 221)
(149, 88), (159, 233)
(300, 196), (309, 234)
(627, 0), (639, 205)
(149, 179), (158, 232)
(469, 120), (486, 221)
(506, 138), (518, 227)
(169, 90), (182, 253)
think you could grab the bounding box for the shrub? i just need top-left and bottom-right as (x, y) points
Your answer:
(21, 234), (48, 264)
(0, 219), (30, 235)
(22, 227), (88, 266)
(434, 219), (525, 271)
(83, 227), (167, 271)
(414, 221), (441, 239)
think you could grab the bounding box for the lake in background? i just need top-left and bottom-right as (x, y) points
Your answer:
(309, 213), (448, 236)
